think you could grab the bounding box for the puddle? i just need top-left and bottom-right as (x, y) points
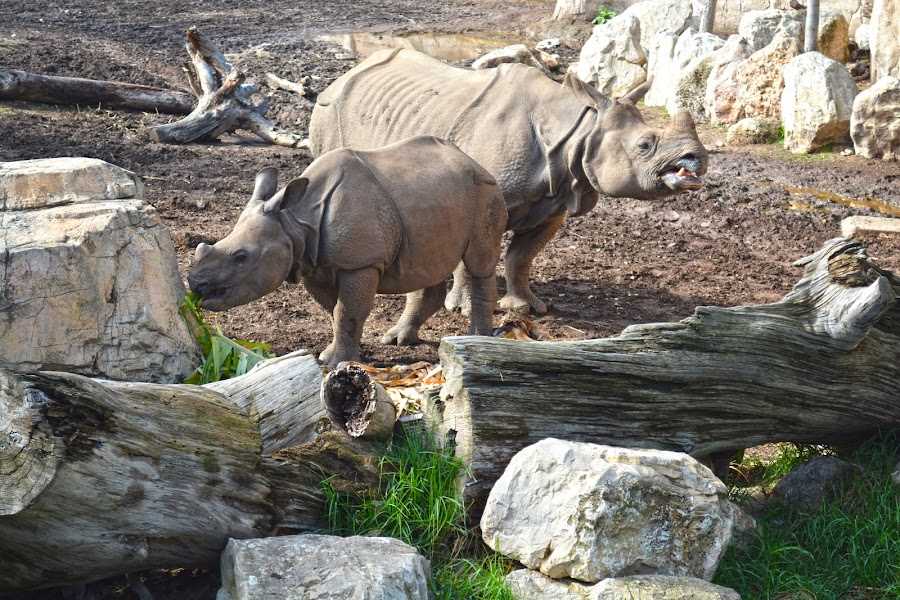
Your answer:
(782, 185), (900, 218)
(315, 32), (510, 62)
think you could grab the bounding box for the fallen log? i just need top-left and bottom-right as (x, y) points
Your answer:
(436, 238), (900, 515)
(148, 27), (307, 148)
(0, 354), (378, 592)
(0, 69), (194, 114)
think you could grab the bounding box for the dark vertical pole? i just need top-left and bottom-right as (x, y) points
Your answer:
(804, 0), (820, 52)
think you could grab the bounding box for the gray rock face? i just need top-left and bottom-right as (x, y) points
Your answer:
(739, 8), (850, 63)
(782, 51), (858, 153)
(871, 0), (900, 80)
(772, 456), (857, 513)
(618, 0), (695, 53)
(851, 76), (900, 160)
(734, 30), (803, 120)
(670, 53), (718, 123)
(505, 570), (742, 600)
(571, 14), (647, 97)
(217, 535), (433, 600)
(726, 117), (782, 144)
(738, 9), (803, 50)
(645, 28), (723, 110)
(705, 35), (755, 126)
(0, 157), (197, 383)
(645, 31), (680, 107)
(481, 439), (744, 584)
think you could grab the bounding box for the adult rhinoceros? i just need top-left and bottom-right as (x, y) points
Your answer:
(309, 48), (708, 315)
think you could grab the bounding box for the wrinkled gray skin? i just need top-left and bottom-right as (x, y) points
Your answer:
(310, 49), (709, 315)
(188, 135), (507, 366)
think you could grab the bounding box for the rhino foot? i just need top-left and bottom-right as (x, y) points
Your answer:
(380, 326), (421, 346)
(445, 288), (472, 317)
(499, 292), (547, 316)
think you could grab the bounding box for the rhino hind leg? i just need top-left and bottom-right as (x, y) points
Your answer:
(322, 268), (379, 366)
(467, 272), (499, 336)
(499, 212), (566, 315)
(381, 282), (446, 346)
(445, 262), (473, 317)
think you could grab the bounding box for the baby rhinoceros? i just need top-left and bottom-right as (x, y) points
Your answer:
(188, 135), (507, 366)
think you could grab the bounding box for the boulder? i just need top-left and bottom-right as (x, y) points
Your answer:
(851, 75), (900, 160)
(726, 117), (782, 144)
(552, 0), (606, 22)
(481, 439), (744, 584)
(705, 35), (755, 126)
(855, 23), (870, 51)
(782, 51), (858, 153)
(0, 157), (197, 383)
(617, 0), (695, 53)
(472, 44), (552, 76)
(570, 14), (647, 97)
(734, 30), (802, 120)
(645, 32), (680, 107)
(505, 570), (742, 600)
(772, 456), (857, 513)
(217, 535), (433, 600)
(738, 9), (802, 51)
(669, 53), (718, 122)
(870, 0), (900, 80)
(814, 8), (851, 64)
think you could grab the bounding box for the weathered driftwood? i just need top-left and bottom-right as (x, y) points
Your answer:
(266, 72), (308, 96)
(0, 356), (379, 592)
(0, 68), (194, 114)
(436, 238), (900, 514)
(148, 27), (307, 148)
(322, 364), (398, 441)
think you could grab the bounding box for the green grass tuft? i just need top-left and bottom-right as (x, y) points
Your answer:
(322, 429), (516, 598)
(179, 292), (274, 384)
(717, 433), (900, 599)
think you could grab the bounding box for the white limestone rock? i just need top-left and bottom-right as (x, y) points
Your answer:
(851, 75), (900, 160)
(871, 0), (900, 80)
(571, 14), (647, 97)
(617, 0), (695, 53)
(505, 571), (741, 600)
(0, 157), (197, 383)
(705, 35), (756, 126)
(481, 439), (744, 584)
(782, 51), (858, 153)
(734, 30), (802, 120)
(472, 44), (553, 76)
(217, 535), (433, 600)
(669, 53), (718, 122)
(726, 117), (782, 144)
(505, 570), (592, 600)
(646, 28), (723, 109)
(645, 31), (680, 107)
(738, 9), (802, 50)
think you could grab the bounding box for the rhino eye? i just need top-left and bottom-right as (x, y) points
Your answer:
(637, 139), (653, 152)
(233, 250), (249, 265)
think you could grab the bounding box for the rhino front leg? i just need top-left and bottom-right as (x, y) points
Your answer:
(445, 262), (472, 316)
(500, 212), (566, 315)
(322, 268), (379, 366)
(381, 282), (447, 346)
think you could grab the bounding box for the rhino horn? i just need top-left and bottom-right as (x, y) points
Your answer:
(562, 71), (613, 112)
(263, 177), (310, 215)
(251, 166), (279, 202)
(195, 242), (213, 261)
(668, 109), (697, 133)
(623, 77), (653, 104)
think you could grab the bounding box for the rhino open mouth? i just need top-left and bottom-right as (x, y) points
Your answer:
(659, 156), (704, 192)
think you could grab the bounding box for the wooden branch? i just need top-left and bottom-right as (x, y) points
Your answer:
(266, 72), (308, 96)
(0, 356), (381, 592)
(0, 69), (194, 114)
(149, 27), (306, 148)
(435, 238), (900, 516)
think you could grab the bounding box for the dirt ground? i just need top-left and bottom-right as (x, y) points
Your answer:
(1, 0), (899, 596)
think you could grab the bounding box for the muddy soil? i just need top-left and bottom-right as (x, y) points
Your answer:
(1, 0), (899, 596)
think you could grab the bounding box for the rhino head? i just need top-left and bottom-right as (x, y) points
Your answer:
(187, 167), (308, 311)
(564, 75), (708, 200)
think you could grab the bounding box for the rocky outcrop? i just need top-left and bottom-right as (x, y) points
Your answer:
(472, 45), (553, 76)
(782, 52), (858, 153)
(813, 8), (851, 64)
(772, 456), (858, 513)
(670, 53), (717, 122)
(645, 32), (680, 107)
(734, 30), (802, 120)
(218, 535), (433, 600)
(851, 75), (900, 160)
(646, 28), (723, 110)
(726, 117), (782, 144)
(738, 9), (802, 50)
(571, 14), (647, 97)
(505, 571), (742, 600)
(705, 35), (755, 125)
(617, 0), (694, 53)
(870, 0), (900, 80)
(0, 157), (198, 383)
(481, 439), (744, 584)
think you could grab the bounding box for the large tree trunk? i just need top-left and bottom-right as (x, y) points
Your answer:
(148, 27), (307, 148)
(0, 69), (194, 114)
(0, 353), (383, 592)
(436, 238), (900, 516)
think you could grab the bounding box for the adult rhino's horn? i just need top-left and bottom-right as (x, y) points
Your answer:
(251, 166), (279, 202)
(668, 109), (697, 133)
(562, 71), (613, 112)
(623, 77), (653, 104)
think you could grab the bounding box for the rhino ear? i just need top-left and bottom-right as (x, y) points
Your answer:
(562, 71), (612, 112)
(252, 167), (279, 203)
(263, 177), (309, 215)
(623, 76), (653, 104)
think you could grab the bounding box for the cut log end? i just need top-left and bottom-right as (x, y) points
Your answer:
(321, 365), (397, 440)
